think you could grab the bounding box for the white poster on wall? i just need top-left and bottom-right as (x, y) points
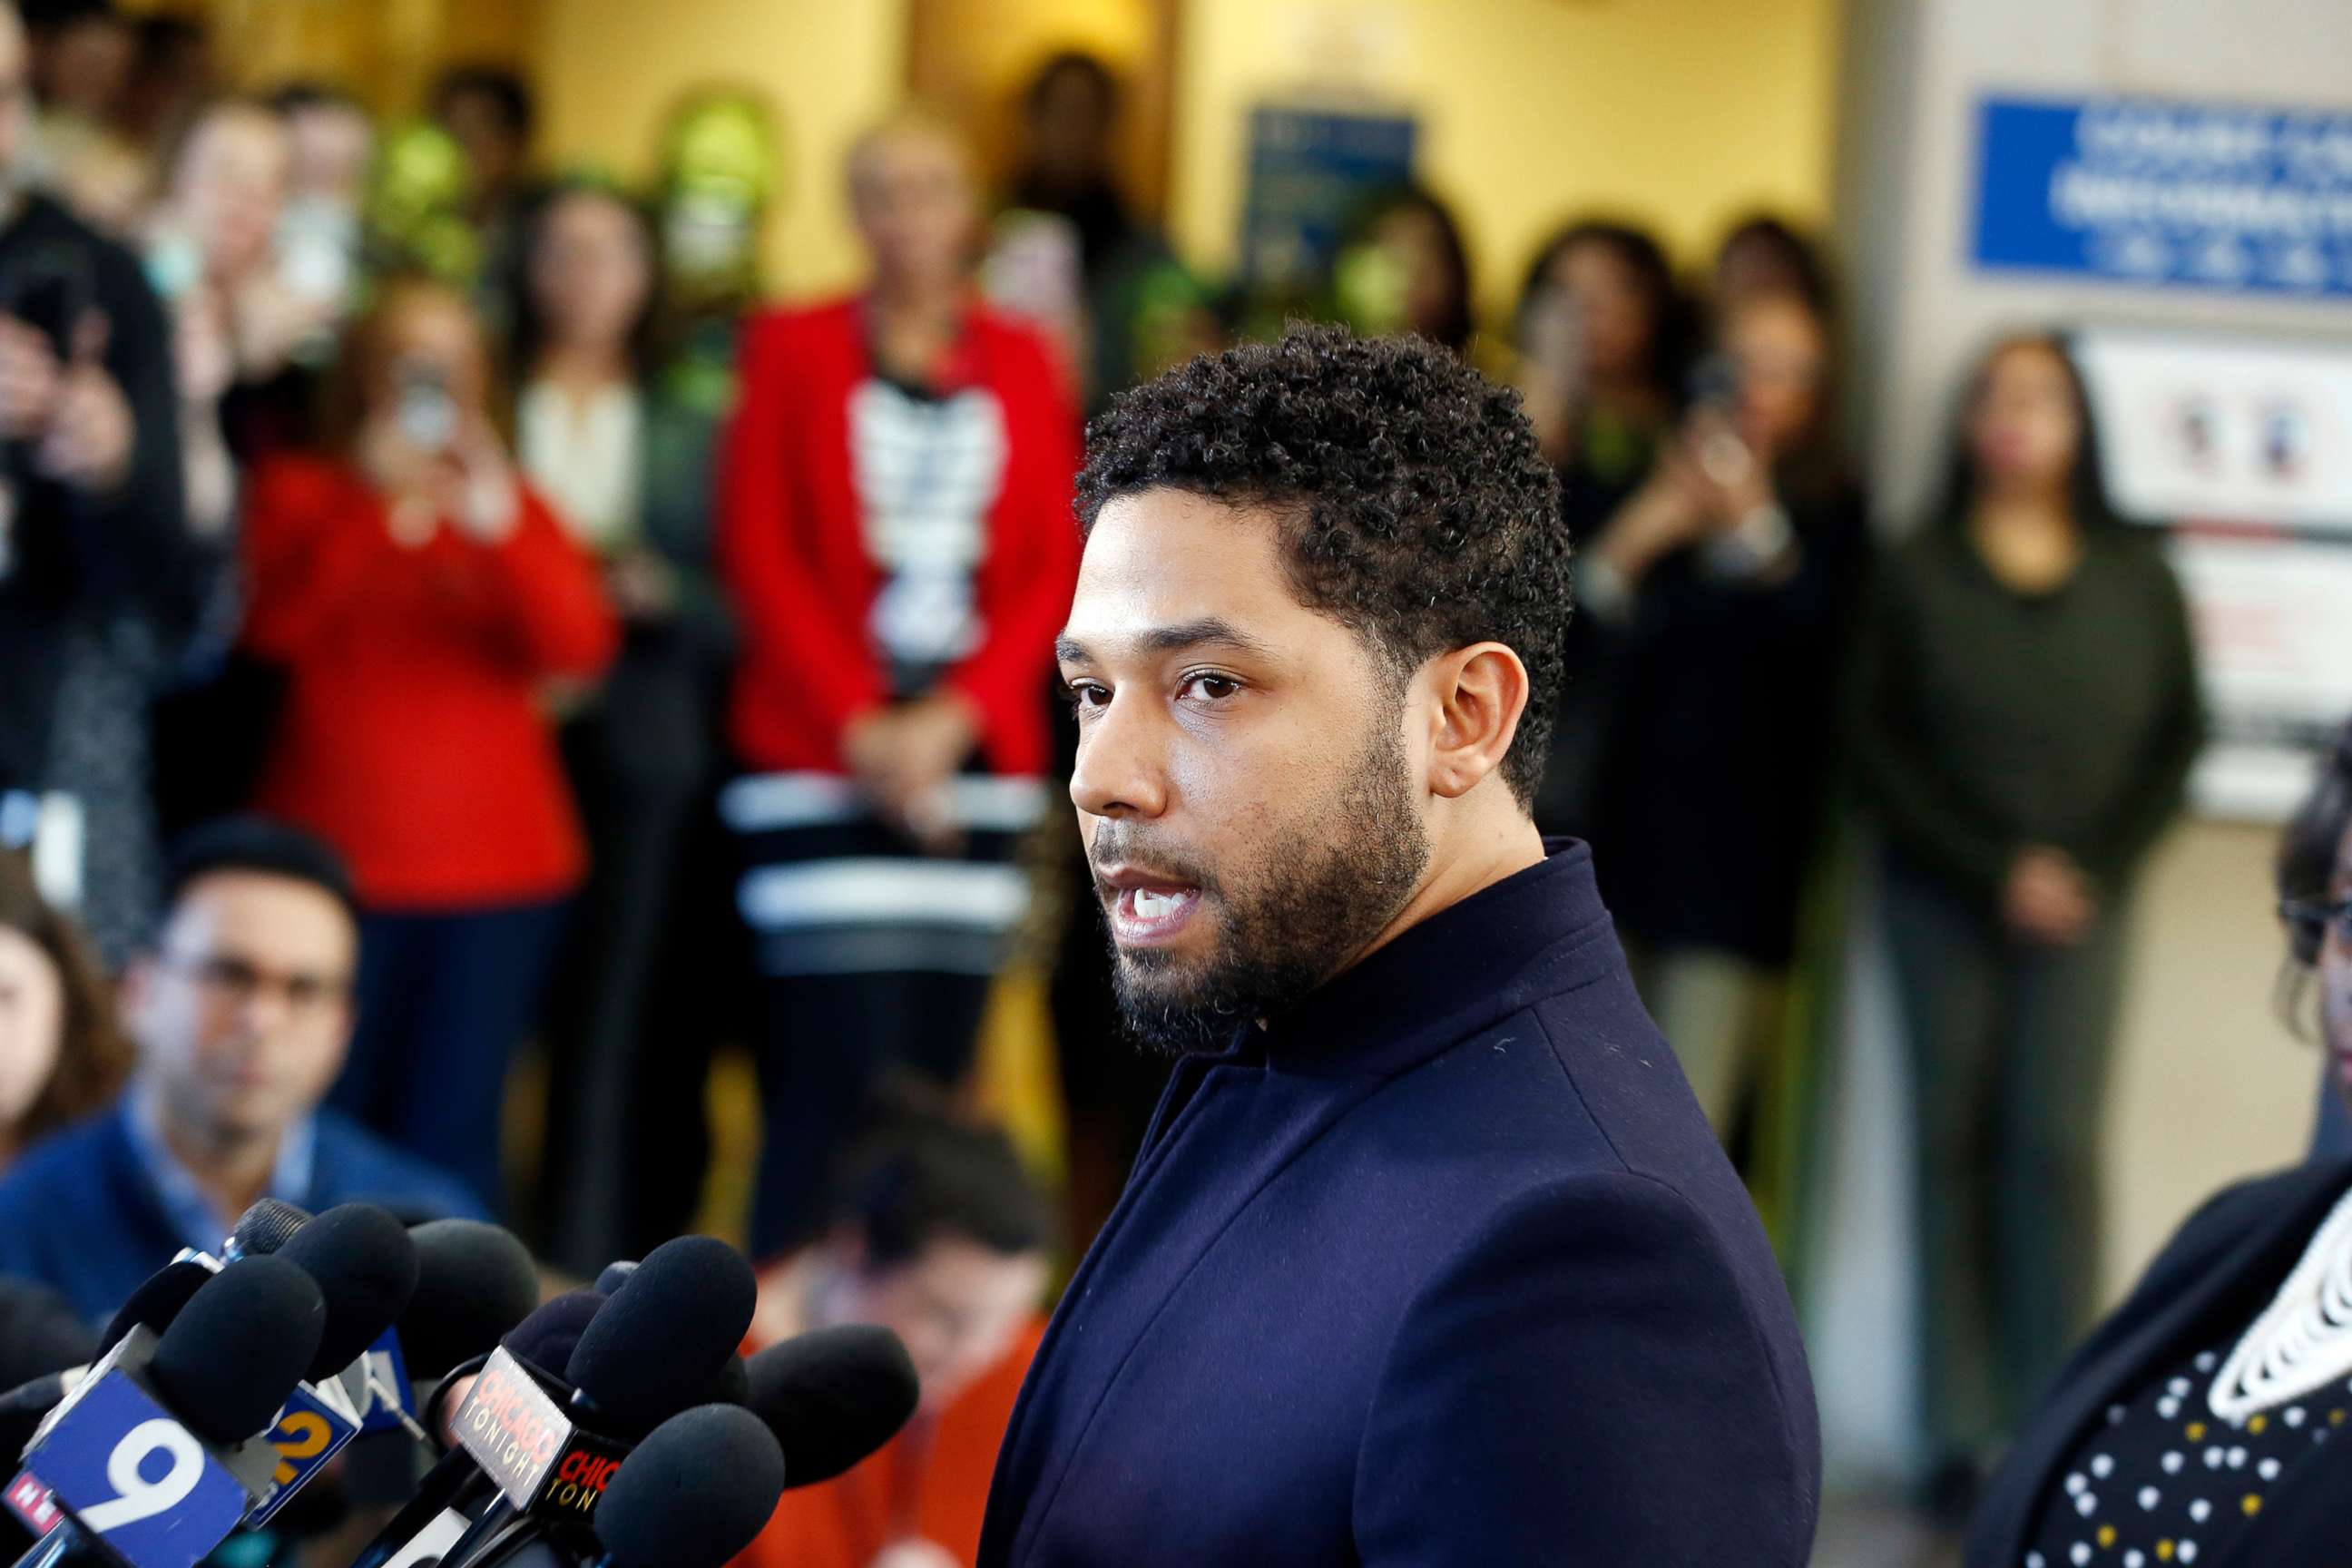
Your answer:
(2072, 328), (2352, 819)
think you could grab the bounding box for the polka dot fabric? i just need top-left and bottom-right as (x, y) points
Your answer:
(2021, 1344), (2347, 1567)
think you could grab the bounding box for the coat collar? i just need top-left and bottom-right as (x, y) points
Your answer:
(1243, 838), (1622, 1080)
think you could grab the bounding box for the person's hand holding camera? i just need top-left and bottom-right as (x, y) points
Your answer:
(441, 416), (521, 544)
(1592, 449), (1712, 587)
(0, 310), (64, 440)
(31, 312), (132, 494)
(1676, 408), (1774, 531)
(359, 370), (519, 546)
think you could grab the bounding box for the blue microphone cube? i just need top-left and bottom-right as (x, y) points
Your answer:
(19, 1369), (250, 1568)
(240, 1382), (360, 1527)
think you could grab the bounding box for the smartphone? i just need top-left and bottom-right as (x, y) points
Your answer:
(0, 250), (95, 358)
(394, 358), (458, 452)
(1684, 352), (1757, 486)
(1687, 351), (1743, 417)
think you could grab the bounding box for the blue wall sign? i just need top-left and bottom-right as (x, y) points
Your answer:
(1240, 106), (1418, 291)
(1972, 94), (2352, 299)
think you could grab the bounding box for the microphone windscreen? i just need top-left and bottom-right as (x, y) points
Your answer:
(502, 1289), (605, 1377)
(564, 1236), (754, 1437)
(401, 1219), (540, 1379)
(595, 1404), (785, 1568)
(745, 1325), (919, 1488)
(149, 1255), (326, 1446)
(278, 1203), (419, 1378)
(704, 1354), (749, 1408)
(97, 1258), (213, 1356)
(228, 1197), (313, 1259)
(0, 1279), (97, 1386)
(593, 1259), (637, 1296)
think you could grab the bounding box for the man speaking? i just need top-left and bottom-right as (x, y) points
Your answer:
(981, 327), (1818, 1564)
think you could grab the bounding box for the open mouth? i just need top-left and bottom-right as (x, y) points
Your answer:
(1096, 866), (1205, 947)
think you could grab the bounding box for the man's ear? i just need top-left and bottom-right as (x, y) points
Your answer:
(1422, 642), (1531, 800)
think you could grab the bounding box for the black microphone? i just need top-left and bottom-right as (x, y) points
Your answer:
(506, 1291), (605, 1382)
(146, 1255), (328, 1446)
(278, 1203), (419, 1384)
(322, 1218), (544, 1525)
(401, 1221), (541, 1382)
(592, 1405), (786, 1568)
(702, 1356), (749, 1409)
(561, 1237), (754, 1440)
(351, 1291), (617, 1568)
(341, 1218), (541, 1514)
(744, 1325), (920, 1488)
(224, 1198), (313, 1260)
(8, 1258), (326, 1568)
(83, 1195), (318, 1367)
(94, 1261), (211, 1358)
(429, 1239), (759, 1568)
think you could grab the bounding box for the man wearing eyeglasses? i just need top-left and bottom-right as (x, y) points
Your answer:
(0, 816), (487, 1324)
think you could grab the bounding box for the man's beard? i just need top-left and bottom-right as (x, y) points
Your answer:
(1093, 713), (1431, 1057)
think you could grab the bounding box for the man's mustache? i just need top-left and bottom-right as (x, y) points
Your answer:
(1086, 829), (1214, 896)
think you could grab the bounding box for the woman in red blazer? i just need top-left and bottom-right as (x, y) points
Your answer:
(240, 275), (615, 1211)
(720, 111), (1079, 1255)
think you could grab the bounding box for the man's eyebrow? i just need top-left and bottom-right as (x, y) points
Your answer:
(1055, 618), (1276, 666)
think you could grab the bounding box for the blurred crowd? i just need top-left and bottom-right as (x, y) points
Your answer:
(0, 0), (2261, 1557)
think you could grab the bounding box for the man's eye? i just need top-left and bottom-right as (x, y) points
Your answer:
(1179, 674), (1240, 703)
(1066, 681), (1110, 714)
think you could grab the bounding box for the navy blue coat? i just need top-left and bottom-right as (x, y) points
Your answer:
(980, 842), (1820, 1565)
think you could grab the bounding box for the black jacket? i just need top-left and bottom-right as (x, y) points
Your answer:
(1588, 471), (1870, 964)
(1969, 1158), (2352, 1567)
(0, 195), (187, 793)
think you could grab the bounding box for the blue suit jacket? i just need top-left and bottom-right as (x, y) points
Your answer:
(980, 842), (1820, 1565)
(0, 1102), (488, 1325)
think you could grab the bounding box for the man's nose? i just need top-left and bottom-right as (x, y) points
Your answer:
(1069, 693), (1168, 821)
(235, 984), (294, 1038)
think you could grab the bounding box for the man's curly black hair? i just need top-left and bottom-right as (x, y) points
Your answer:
(1075, 323), (1572, 807)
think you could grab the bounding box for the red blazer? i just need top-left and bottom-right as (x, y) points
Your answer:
(240, 454), (617, 908)
(720, 295), (1080, 776)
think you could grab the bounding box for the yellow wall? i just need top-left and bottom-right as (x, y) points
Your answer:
(533, 0), (908, 299)
(1171, 0), (1840, 310)
(531, 0), (1840, 310)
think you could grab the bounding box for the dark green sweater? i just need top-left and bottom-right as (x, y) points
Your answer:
(1853, 524), (2206, 908)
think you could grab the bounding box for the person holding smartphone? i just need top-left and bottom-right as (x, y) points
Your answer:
(0, 0), (188, 966)
(1573, 289), (1870, 1133)
(1509, 219), (1688, 838)
(236, 273), (616, 1215)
